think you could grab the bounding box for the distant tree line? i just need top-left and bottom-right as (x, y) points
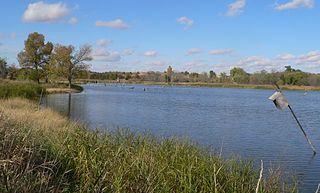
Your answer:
(81, 65), (320, 86)
(1, 32), (320, 87)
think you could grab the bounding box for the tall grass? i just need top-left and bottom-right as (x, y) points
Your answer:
(0, 98), (298, 192)
(0, 81), (44, 100)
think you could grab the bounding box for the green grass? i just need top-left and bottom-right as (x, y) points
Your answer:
(0, 99), (297, 193)
(0, 80), (44, 100)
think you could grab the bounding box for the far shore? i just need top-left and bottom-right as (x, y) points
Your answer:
(73, 79), (320, 91)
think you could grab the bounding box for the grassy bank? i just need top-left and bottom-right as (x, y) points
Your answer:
(0, 98), (297, 192)
(0, 81), (83, 99)
(0, 81), (44, 100)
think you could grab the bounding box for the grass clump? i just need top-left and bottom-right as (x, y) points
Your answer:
(0, 81), (44, 100)
(0, 99), (297, 192)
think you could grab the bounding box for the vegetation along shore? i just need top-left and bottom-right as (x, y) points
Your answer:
(0, 80), (298, 192)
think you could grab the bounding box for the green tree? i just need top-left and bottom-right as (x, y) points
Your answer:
(209, 70), (216, 79)
(51, 44), (92, 88)
(17, 32), (53, 83)
(230, 67), (250, 84)
(219, 72), (229, 83)
(7, 64), (18, 80)
(166, 66), (173, 83)
(0, 57), (7, 79)
(281, 68), (307, 85)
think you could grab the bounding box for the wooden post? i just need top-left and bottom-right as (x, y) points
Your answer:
(38, 88), (44, 110)
(288, 105), (316, 155)
(269, 83), (316, 155)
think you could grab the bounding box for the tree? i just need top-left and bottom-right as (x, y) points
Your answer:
(209, 70), (216, 79)
(230, 67), (249, 84)
(166, 66), (173, 83)
(7, 64), (18, 80)
(51, 44), (92, 88)
(0, 57), (7, 79)
(17, 32), (53, 83)
(219, 72), (229, 83)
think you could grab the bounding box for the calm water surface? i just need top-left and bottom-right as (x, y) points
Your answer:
(44, 84), (320, 192)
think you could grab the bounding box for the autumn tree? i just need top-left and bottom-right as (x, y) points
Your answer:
(51, 44), (92, 88)
(0, 57), (7, 79)
(17, 32), (53, 83)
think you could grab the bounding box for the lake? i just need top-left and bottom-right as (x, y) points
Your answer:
(44, 84), (320, 192)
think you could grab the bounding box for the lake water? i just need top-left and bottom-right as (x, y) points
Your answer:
(44, 84), (320, 192)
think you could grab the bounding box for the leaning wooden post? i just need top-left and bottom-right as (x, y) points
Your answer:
(288, 105), (316, 154)
(268, 85), (316, 155)
(38, 88), (44, 110)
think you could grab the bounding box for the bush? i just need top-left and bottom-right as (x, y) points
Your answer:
(0, 81), (44, 100)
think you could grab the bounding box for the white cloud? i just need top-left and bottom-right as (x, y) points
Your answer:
(144, 60), (168, 66)
(177, 16), (193, 28)
(298, 50), (320, 62)
(226, 0), (246, 16)
(186, 48), (202, 55)
(209, 49), (233, 55)
(275, 0), (314, 10)
(236, 56), (277, 68)
(96, 39), (112, 47)
(293, 51), (320, 69)
(214, 55), (284, 73)
(92, 48), (121, 62)
(276, 53), (296, 60)
(95, 19), (129, 29)
(22, 1), (69, 23)
(144, 50), (159, 57)
(68, 17), (78, 24)
(275, 51), (320, 69)
(182, 60), (209, 72)
(122, 48), (134, 56)
(229, 51), (320, 72)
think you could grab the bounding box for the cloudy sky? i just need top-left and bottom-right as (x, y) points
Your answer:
(0, 0), (319, 73)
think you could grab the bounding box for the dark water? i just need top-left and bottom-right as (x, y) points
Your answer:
(44, 84), (320, 192)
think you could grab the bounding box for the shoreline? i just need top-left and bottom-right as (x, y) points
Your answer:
(45, 87), (81, 94)
(44, 83), (84, 94)
(74, 79), (320, 91)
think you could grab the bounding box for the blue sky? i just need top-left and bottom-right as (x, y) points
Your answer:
(0, 0), (319, 73)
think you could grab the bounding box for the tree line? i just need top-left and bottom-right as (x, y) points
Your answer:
(85, 66), (320, 86)
(1, 32), (320, 87)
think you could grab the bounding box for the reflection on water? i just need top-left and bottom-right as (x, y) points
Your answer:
(44, 84), (320, 192)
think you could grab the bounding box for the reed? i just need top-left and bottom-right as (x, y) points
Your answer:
(0, 81), (44, 100)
